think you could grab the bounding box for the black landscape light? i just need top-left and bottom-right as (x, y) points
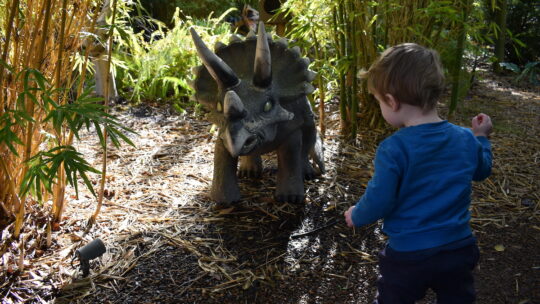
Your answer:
(72, 238), (106, 277)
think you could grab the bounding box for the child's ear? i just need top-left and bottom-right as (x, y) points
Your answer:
(384, 94), (400, 111)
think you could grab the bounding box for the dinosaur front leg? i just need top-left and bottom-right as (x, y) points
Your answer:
(238, 155), (263, 178)
(210, 138), (241, 203)
(275, 129), (304, 203)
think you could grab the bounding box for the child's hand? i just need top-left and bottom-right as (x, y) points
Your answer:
(472, 113), (493, 137)
(344, 206), (355, 228)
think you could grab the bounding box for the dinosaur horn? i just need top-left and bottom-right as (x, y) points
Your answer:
(253, 22), (271, 88)
(190, 28), (239, 88)
(223, 91), (246, 120)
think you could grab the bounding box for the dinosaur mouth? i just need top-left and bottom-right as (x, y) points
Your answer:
(239, 134), (260, 155)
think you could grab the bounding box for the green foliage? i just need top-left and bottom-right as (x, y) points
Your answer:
(281, 0), (473, 133)
(282, 1), (337, 98)
(44, 87), (136, 148)
(0, 111), (25, 156)
(1, 66), (135, 200)
(170, 0), (257, 20)
(501, 61), (540, 85)
(281, 0), (509, 132)
(131, 0), (260, 31)
(504, 0), (540, 65)
(490, 0), (540, 85)
(113, 4), (233, 111)
(0, 63), (32, 156)
(480, 0), (538, 71)
(20, 146), (101, 200)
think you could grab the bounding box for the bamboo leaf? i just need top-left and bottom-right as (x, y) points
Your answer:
(0, 114), (24, 156)
(20, 142), (102, 199)
(28, 69), (48, 90)
(20, 152), (54, 198)
(500, 62), (520, 73)
(0, 58), (15, 74)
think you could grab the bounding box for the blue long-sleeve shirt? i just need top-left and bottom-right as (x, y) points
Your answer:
(351, 120), (492, 251)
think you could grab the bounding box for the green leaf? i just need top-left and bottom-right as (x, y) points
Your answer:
(523, 62), (539, 70)
(20, 152), (54, 199)
(28, 69), (48, 90)
(21, 146), (101, 199)
(0, 114), (24, 156)
(500, 62), (520, 73)
(43, 86), (135, 148)
(0, 58), (15, 74)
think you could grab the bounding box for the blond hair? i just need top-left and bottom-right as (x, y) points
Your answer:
(361, 43), (445, 112)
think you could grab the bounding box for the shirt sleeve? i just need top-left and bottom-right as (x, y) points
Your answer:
(351, 139), (402, 227)
(473, 136), (492, 181)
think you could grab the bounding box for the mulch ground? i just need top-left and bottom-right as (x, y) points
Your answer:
(1, 70), (539, 304)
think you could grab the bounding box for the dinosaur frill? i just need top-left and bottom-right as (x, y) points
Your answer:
(190, 28), (316, 118)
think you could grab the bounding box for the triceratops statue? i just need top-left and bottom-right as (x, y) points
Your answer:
(190, 22), (324, 204)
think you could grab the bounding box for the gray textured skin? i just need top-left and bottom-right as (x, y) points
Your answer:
(190, 23), (324, 204)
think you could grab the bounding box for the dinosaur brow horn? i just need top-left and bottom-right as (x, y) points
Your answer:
(190, 28), (239, 88)
(253, 22), (271, 88)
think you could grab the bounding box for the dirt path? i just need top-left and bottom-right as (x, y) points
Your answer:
(2, 72), (538, 304)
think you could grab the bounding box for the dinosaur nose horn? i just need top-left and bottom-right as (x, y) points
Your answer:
(253, 22), (271, 88)
(190, 28), (240, 88)
(224, 91), (246, 119)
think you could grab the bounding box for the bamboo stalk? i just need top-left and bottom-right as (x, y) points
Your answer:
(22, 0), (45, 69)
(349, 0), (358, 138)
(90, 0), (118, 227)
(0, 0), (20, 104)
(310, 32), (326, 137)
(10, 1), (22, 92)
(54, 0), (103, 222)
(335, 3), (348, 135)
(0, 157), (19, 219)
(76, 1), (104, 97)
(492, 0), (507, 74)
(449, 0), (472, 117)
(15, 0), (55, 239)
(1, 0), (105, 267)
(51, 0), (69, 223)
(64, 1), (105, 168)
(54, 0), (69, 92)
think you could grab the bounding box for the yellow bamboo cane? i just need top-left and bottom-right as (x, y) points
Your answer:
(89, 0), (118, 228)
(14, 0), (55, 239)
(0, 0), (20, 104)
(51, 0), (69, 223)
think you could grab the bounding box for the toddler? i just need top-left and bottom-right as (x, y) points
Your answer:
(344, 43), (493, 304)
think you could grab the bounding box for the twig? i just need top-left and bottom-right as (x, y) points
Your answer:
(290, 218), (339, 239)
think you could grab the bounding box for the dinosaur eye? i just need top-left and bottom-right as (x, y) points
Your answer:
(263, 101), (272, 112)
(216, 102), (222, 112)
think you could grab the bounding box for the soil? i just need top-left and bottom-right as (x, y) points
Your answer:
(1, 70), (539, 304)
